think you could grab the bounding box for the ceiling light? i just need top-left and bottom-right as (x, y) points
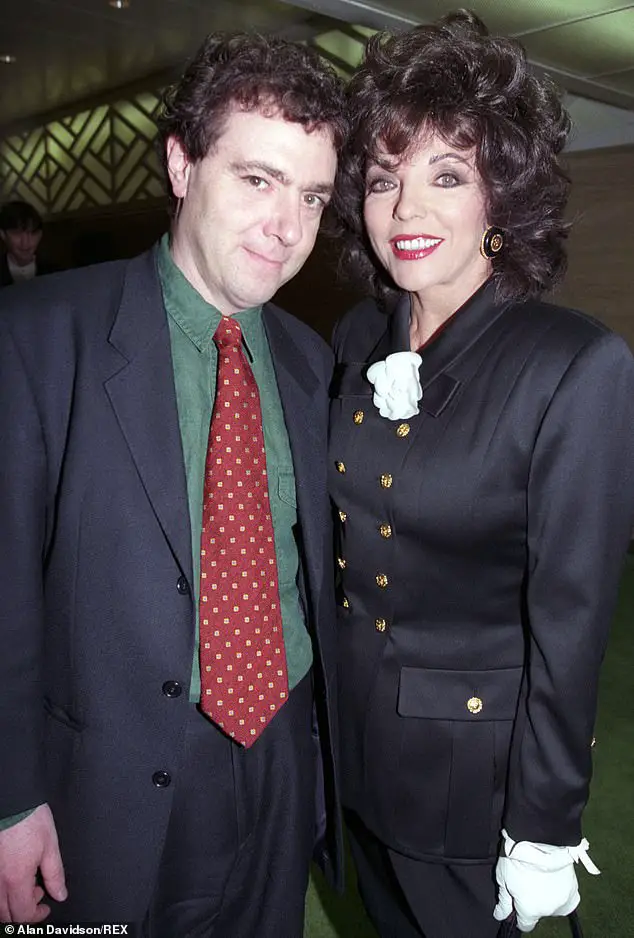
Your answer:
(0, 54), (17, 64)
(109, 0), (130, 9)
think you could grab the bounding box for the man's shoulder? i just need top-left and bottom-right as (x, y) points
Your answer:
(0, 249), (156, 330)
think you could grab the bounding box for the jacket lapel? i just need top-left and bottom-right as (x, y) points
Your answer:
(351, 281), (511, 418)
(104, 248), (193, 582)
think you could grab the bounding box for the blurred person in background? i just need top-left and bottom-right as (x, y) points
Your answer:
(0, 200), (50, 286)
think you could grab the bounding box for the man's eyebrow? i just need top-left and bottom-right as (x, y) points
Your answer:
(428, 152), (471, 165)
(231, 160), (333, 194)
(232, 160), (290, 185)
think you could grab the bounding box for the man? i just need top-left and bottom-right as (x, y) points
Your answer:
(0, 200), (48, 285)
(0, 33), (347, 935)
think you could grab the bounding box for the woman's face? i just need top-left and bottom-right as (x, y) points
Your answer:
(363, 131), (492, 311)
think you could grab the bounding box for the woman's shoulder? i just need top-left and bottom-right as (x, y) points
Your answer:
(506, 295), (631, 363)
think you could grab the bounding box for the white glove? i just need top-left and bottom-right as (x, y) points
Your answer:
(493, 828), (600, 933)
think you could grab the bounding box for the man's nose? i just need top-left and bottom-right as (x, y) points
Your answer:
(264, 196), (303, 247)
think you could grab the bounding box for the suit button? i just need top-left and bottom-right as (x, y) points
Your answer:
(380, 474), (393, 489)
(342, 597), (350, 608)
(396, 423), (410, 438)
(375, 573), (388, 589)
(375, 618), (387, 632)
(467, 696), (483, 714)
(338, 510), (347, 523)
(152, 771), (171, 788)
(379, 523), (392, 538)
(176, 576), (189, 595)
(353, 410), (364, 425)
(336, 461), (346, 474)
(162, 680), (182, 698)
(337, 557), (347, 569)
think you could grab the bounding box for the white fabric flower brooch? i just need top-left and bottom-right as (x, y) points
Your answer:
(366, 351), (423, 421)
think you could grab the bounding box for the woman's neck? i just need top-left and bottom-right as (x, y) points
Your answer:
(408, 277), (489, 350)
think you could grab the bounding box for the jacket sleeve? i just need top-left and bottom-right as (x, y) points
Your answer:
(504, 330), (634, 845)
(0, 318), (49, 815)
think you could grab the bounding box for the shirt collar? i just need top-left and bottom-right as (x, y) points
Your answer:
(8, 256), (36, 282)
(157, 233), (264, 358)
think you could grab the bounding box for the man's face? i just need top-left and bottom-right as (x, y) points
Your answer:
(167, 108), (338, 315)
(0, 226), (42, 267)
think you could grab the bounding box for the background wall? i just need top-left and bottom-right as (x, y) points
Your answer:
(553, 143), (634, 347)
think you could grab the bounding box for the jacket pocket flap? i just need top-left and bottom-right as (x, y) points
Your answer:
(397, 666), (522, 721)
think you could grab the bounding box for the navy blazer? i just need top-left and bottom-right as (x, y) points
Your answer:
(330, 282), (634, 862)
(0, 247), (341, 916)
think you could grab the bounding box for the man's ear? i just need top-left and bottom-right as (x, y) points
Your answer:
(166, 136), (191, 200)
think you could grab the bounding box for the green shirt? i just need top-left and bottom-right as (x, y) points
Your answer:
(157, 236), (312, 697)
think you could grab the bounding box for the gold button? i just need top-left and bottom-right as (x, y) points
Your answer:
(342, 597), (350, 608)
(336, 461), (346, 474)
(379, 523), (392, 538)
(375, 573), (388, 589)
(380, 473), (393, 489)
(337, 557), (347, 570)
(353, 410), (364, 425)
(338, 510), (347, 523)
(396, 423), (410, 438)
(375, 618), (387, 632)
(466, 696), (483, 715)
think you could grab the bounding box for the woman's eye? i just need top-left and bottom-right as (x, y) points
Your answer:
(366, 177), (394, 194)
(436, 173), (460, 188)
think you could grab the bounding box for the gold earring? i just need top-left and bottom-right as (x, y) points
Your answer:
(480, 226), (504, 259)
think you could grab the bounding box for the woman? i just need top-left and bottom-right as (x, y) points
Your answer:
(329, 10), (634, 938)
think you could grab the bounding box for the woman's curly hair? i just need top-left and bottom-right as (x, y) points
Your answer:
(157, 33), (348, 217)
(334, 9), (572, 304)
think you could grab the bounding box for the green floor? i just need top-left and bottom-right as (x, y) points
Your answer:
(305, 557), (634, 938)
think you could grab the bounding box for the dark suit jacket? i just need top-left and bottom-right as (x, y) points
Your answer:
(329, 281), (634, 863)
(0, 248), (341, 917)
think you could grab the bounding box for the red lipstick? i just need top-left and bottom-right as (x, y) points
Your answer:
(390, 234), (443, 261)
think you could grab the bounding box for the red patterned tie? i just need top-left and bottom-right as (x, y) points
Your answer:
(199, 317), (289, 746)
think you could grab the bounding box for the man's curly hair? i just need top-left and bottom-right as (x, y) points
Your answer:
(334, 9), (572, 304)
(157, 33), (349, 217)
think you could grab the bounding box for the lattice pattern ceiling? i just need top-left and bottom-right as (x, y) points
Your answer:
(1, 93), (163, 215)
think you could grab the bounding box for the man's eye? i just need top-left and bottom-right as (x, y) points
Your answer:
(246, 176), (268, 190)
(304, 193), (326, 209)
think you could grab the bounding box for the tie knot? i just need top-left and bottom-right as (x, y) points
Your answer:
(214, 317), (242, 351)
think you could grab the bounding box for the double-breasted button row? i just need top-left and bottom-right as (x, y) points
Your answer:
(349, 410), (410, 439)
